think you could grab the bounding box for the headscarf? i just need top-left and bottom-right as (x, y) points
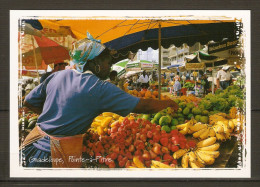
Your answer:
(70, 32), (106, 72)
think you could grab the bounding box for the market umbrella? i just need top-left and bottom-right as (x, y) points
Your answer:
(111, 59), (128, 78)
(39, 17), (241, 99)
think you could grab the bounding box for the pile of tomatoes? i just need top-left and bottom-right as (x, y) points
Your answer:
(84, 117), (196, 168)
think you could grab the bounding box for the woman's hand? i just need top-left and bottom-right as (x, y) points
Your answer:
(133, 98), (179, 114)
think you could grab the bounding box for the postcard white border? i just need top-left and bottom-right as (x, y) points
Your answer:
(10, 10), (251, 178)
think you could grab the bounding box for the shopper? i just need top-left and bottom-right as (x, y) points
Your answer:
(22, 33), (178, 168)
(138, 70), (150, 89)
(216, 66), (231, 90)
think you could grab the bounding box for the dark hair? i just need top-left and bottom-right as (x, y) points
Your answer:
(83, 48), (112, 71)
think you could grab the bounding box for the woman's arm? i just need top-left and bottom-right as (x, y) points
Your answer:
(133, 98), (178, 114)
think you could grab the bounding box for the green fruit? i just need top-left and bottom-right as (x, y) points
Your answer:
(183, 107), (190, 116)
(19, 117), (28, 128)
(153, 112), (162, 121)
(186, 103), (195, 109)
(171, 118), (179, 126)
(177, 108), (182, 113)
(179, 102), (187, 109)
(192, 108), (201, 115)
(195, 115), (202, 122)
(159, 116), (171, 126)
(187, 114), (194, 120)
(202, 110), (209, 116)
(28, 116), (38, 123)
(177, 117), (185, 124)
(170, 126), (177, 130)
(161, 125), (171, 133)
(177, 113), (184, 118)
(166, 114), (172, 123)
(200, 116), (209, 124)
(172, 113), (178, 118)
(174, 99), (180, 104)
(151, 119), (158, 125)
(27, 120), (37, 129)
(142, 114), (151, 120)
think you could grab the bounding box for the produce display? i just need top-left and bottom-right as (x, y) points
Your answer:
(175, 137), (220, 168)
(84, 116), (199, 168)
(127, 89), (171, 100)
(18, 107), (39, 130)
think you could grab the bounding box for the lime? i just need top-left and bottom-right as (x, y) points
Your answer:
(161, 125), (171, 133)
(171, 118), (179, 126)
(171, 126), (177, 130)
(183, 107), (190, 116)
(195, 115), (202, 122)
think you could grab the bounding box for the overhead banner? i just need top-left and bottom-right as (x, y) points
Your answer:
(208, 39), (239, 54)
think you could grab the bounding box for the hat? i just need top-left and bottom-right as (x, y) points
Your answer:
(70, 32), (106, 72)
(222, 65), (230, 70)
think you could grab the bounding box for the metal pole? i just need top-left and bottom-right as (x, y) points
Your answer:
(212, 62), (214, 94)
(31, 35), (40, 83)
(158, 22), (162, 100)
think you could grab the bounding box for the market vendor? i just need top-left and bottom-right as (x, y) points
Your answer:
(216, 66), (232, 90)
(21, 32), (179, 168)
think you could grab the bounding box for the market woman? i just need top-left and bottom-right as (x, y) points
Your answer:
(21, 33), (178, 168)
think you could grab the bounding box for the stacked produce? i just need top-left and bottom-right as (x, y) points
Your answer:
(90, 112), (123, 135)
(126, 89), (171, 100)
(18, 107), (39, 130)
(173, 137), (220, 168)
(176, 108), (243, 142)
(84, 117), (197, 168)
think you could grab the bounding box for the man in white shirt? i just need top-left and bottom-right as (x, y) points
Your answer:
(138, 70), (149, 89)
(216, 66), (231, 90)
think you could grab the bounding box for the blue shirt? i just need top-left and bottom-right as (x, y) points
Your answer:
(173, 80), (181, 92)
(25, 69), (140, 137)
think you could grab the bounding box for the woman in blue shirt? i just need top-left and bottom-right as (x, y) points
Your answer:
(21, 33), (178, 168)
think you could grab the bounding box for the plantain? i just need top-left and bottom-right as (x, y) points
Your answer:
(199, 128), (210, 140)
(193, 128), (207, 138)
(208, 127), (216, 137)
(196, 151), (215, 165)
(181, 153), (189, 168)
(197, 143), (220, 151)
(197, 137), (216, 148)
(197, 150), (220, 158)
(215, 132), (226, 142)
(151, 160), (174, 168)
(173, 149), (188, 159)
(190, 123), (207, 132)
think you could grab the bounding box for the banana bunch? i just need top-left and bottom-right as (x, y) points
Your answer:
(189, 113), (242, 141)
(151, 160), (175, 168)
(176, 118), (197, 135)
(90, 112), (122, 135)
(173, 137), (220, 168)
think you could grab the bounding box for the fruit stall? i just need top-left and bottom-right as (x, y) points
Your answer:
(19, 84), (245, 169)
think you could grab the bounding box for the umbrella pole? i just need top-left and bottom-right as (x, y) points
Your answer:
(158, 22), (162, 100)
(212, 62), (214, 94)
(31, 35), (40, 83)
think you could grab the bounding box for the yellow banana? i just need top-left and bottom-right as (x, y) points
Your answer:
(197, 150), (220, 158)
(133, 156), (145, 168)
(199, 128), (210, 140)
(228, 120), (235, 132)
(196, 151), (215, 165)
(100, 117), (113, 128)
(173, 149), (188, 159)
(91, 122), (101, 127)
(197, 143), (220, 151)
(197, 137), (216, 148)
(181, 153), (189, 168)
(189, 159), (200, 168)
(176, 123), (188, 130)
(112, 113), (120, 119)
(102, 112), (114, 117)
(179, 126), (189, 135)
(208, 127), (216, 137)
(151, 160), (174, 168)
(224, 132), (231, 140)
(94, 116), (105, 122)
(193, 128), (207, 138)
(188, 151), (197, 163)
(190, 123), (207, 132)
(195, 152), (206, 167)
(215, 132), (226, 141)
(216, 125), (224, 133)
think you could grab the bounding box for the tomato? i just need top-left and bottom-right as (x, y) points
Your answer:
(170, 164), (176, 168)
(162, 161), (169, 165)
(172, 159), (177, 165)
(134, 150), (142, 156)
(108, 161), (116, 168)
(161, 146), (169, 154)
(142, 151), (151, 161)
(119, 160), (126, 168)
(110, 153), (118, 160)
(131, 128), (137, 134)
(137, 118), (143, 124)
(188, 140), (196, 148)
(107, 129), (111, 135)
(163, 153), (173, 162)
(155, 156), (161, 161)
(111, 127), (118, 133)
(160, 137), (168, 147)
(152, 145), (161, 155)
(128, 144), (135, 152)
(171, 145), (179, 152)
(171, 136), (180, 145)
(145, 160), (152, 168)
(148, 140), (154, 145)
(125, 160), (132, 168)
(147, 131), (153, 139)
(153, 135), (160, 143)
(179, 142), (186, 149)
(140, 134), (147, 142)
(170, 129), (179, 136)
(149, 150), (157, 159)
(123, 118), (130, 125)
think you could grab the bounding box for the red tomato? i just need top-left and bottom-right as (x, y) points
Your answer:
(160, 137), (168, 147)
(152, 145), (161, 155)
(163, 153), (173, 162)
(128, 145), (135, 152)
(171, 145), (179, 152)
(145, 160), (152, 167)
(155, 156), (161, 161)
(108, 161), (116, 168)
(162, 161), (169, 165)
(140, 134), (147, 142)
(123, 118), (130, 125)
(149, 150), (157, 159)
(147, 131), (153, 139)
(172, 159), (177, 165)
(188, 140), (196, 148)
(171, 136), (180, 145)
(170, 130), (179, 135)
(179, 142), (186, 149)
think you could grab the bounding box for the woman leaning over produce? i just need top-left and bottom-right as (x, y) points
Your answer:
(21, 32), (178, 168)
